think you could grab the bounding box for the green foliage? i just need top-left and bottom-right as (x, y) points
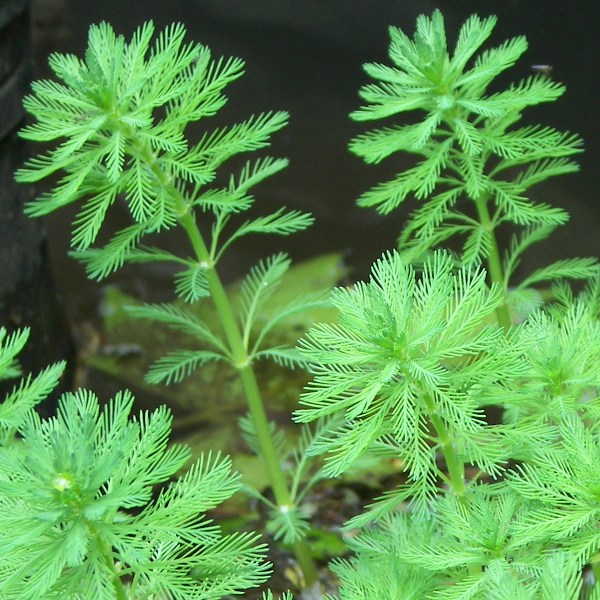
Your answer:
(509, 415), (600, 565)
(15, 17), (323, 400)
(324, 513), (440, 599)
(125, 302), (230, 384)
(0, 386), (271, 599)
(0, 327), (29, 381)
(502, 224), (599, 293)
(328, 496), (588, 599)
(262, 591), (293, 600)
(14, 9), (600, 599)
(311, 10), (600, 597)
(240, 413), (334, 544)
(349, 9), (586, 284)
(296, 250), (527, 515)
(0, 327), (65, 447)
(16, 20), (308, 281)
(498, 299), (600, 427)
(16, 18), (323, 586)
(125, 252), (330, 385)
(236, 255), (330, 369)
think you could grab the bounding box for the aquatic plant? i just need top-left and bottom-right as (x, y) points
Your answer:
(304, 10), (600, 599)
(15, 20), (321, 585)
(0, 328), (275, 598)
(9, 9), (600, 598)
(349, 9), (592, 328)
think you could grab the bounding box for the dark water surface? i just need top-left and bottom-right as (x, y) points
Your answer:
(31, 0), (600, 320)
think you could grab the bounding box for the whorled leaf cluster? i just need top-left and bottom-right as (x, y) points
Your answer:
(349, 10), (583, 269)
(16, 21), (311, 284)
(0, 330), (272, 599)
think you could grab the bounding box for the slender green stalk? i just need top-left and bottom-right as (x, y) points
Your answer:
(137, 135), (318, 584)
(178, 212), (318, 585)
(426, 398), (466, 497)
(109, 564), (129, 600)
(591, 556), (600, 590)
(472, 193), (512, 330)
(89, 526), (129, 600)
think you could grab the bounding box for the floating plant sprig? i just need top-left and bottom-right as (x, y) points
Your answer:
(16, 21), (321, 583)
(349, 9), (596, 328)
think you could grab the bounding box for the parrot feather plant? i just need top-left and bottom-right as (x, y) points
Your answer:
(348, 9), (594, 329)
(294, 10), (600, 599)
(15, 21), (323, 586)
(12, 7), (600, 599)
(0, 328), (276, 598)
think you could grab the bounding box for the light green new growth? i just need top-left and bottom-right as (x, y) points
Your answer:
(16, 20), (321, 583)
(0, 329), (272, 598)
(349, 9), (595, 328)
(14, 9), (600, 599)
(316, 9), (600, 600)
(500, 299), (600, 427)
(327, 488), (589, 599)
(16, 21), (306, 273)
(509, 415), (600, 572)
(0, 389), (271, 598)
(296, 250), (530, 520)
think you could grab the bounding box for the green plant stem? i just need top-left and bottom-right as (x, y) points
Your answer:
(472, 193), (512, 330)
(177, 210), (318, 586)
(591, 555), (600, 588)
(426, 398), (466, 496)
(139, 140), (317, 584)
(89, 525), (129, 600)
